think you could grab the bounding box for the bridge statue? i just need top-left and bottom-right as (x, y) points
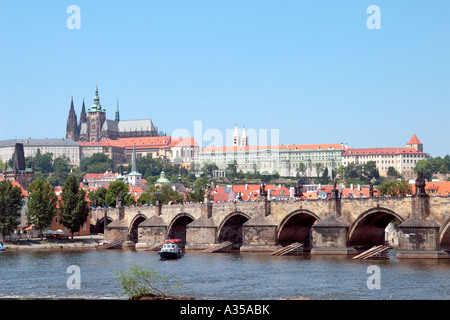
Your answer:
(294, 180), (303, 198)
(116, 191), (124, 209)
(260, 183), (267, 197)
(415, 170), (428, 197)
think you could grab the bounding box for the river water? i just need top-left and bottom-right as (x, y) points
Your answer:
(0, 249), (449, 300)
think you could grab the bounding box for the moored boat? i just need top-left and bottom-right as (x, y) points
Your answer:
(0, 241), (5, 252)
(158, 239), (183, 260)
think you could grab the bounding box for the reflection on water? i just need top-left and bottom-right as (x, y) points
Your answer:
(0, 249), (449, 300)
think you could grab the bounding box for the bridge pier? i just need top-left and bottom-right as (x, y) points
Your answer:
(135, 215), (168, 250)
(241, 214), (279, 252)
(396, 196), (449, 259)
(185, 216), (218, 250)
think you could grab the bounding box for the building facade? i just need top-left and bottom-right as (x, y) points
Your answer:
(0, 138), (80, 167)
(66, 85), (160, 143)
(196, 126), (344, 177)
(341, 134), (425, 179)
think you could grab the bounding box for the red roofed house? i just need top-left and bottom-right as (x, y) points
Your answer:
(410, 181), (450, 197)
(342, 134), (425, 179)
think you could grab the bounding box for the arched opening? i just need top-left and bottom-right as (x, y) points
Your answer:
(92, 216), (113, 234)
(348, 208), (403, 249)
(439, 220), (450, 252)
(218, 212), (250, 249)
(167, 214), (194, 248)
(128, 215), (147, 243)
(277, 210), (319, 251)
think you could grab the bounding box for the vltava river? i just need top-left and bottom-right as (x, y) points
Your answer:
(0, 249), (449, 300)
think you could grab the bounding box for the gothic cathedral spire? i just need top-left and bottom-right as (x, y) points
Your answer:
(66, 96), (79, 140)
(115, 98), (120, 122)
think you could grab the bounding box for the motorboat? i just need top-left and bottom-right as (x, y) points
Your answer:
(158, 239), (183, 260)
(0, 241), (5, 252)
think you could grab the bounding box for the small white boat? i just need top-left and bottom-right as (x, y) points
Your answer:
(158, 239), (184, 260)
(0, 242), (5, 252)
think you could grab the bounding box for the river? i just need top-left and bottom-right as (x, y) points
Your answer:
(0, 249), (449, 300)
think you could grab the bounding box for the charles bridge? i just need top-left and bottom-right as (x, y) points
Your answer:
(91, 182), (450, 259)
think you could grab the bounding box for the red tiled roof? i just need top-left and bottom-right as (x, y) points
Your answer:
(411, 181), (450, 196)
(0, 177), (28, 196)
(342, 147), (423, 156)
(407, 134), (422, 145)
(169, 137), (198, 147)
(202, 144), (343, 153)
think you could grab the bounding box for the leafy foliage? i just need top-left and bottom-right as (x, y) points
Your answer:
(0, 180), (24, 239)
(58, 175), (90, 238)
(27, 179), (57, 238)
(378, 180), (412, 197)
(115, 264), (182, 299)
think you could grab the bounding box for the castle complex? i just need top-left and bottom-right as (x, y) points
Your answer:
(66, 85), (159, 142)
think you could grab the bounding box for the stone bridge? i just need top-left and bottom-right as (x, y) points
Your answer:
(91, 194), (450, 258)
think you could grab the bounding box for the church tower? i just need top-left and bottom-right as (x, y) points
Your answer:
(232, 124), (240, 147)
(115, 98), (120, 122)
(79, 99), (87, 125)
(87, 84), (107, 142)
(66, 96), (79, 140)
(241, 126), (248, 146)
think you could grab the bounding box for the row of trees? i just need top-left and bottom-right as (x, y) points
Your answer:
(0, 176), (89, 240)
(414, 155), (450, 181)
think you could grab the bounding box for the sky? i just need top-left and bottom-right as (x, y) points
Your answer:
(0, 1), (449, 157)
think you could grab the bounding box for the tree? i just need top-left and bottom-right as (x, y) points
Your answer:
(79, 153), (113, 173)
(225, 160), (238, 182)
(379, 180), (412, 197)
(145, 185), (183, 205)
(187, 177), (209, 203)
(296, 162), (307, 178)
(314, 162), (325, 179)
(59, 175), (90, 239)
(105, 180), (133, 208)
(115, 263), (182, 299)
(26, 179), (57, 239)
(87, 187), (108, 208)
(387, 167), (402, 179)
(361, 161), (380, 182)
(0, 180), (24, 240)
(201, 162), (219, 178)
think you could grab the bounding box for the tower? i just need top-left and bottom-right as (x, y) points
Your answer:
(127, 143), (142, 186)
(115, 98), (120, 122)
(241, 126), (248, 146)
(66, 96), (79, 140)
(3, 143), (34, 191)
(87, 84), (107, 142)
(406, 134), (423, 152)
(232, 124), (240, 147)
(79, 99), (87, 124)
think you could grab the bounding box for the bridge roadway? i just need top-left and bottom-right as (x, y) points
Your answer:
(91, 195), (450, 258)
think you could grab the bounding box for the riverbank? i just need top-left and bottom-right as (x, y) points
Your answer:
(1, 235), (104, 250)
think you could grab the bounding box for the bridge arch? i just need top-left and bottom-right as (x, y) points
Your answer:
(277, 209), (320, 250)
(217, 211), (251, 249)
(439, 217), (450, 251)
(167, 213), (195, 248)
(92, 215), (113, 234)
(348, 207), (404, 248)
(128, 214), (147, 243)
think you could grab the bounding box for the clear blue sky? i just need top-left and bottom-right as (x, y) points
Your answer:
(0, 1), (449, 157)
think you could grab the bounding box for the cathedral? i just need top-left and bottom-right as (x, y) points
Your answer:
(66, 85), (160, 142)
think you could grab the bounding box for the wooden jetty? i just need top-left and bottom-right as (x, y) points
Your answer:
(270, 242), (303, 256)
(353, 245), (389, 260)
(203, 241), (233, 253)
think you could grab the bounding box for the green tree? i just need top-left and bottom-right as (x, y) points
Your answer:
(201, 162), (219, 178)
(387, 167), (402, 179)
(225, 160), (238, 182)
(59, 175), (90, 239)
(146, 184), (183, 205)
(187, 177), (209, 203)
(80, 153), (113, 174)
(296, 162), (307, 178)
(379, 180), (412, 197)
(0, 180), (24, 239)
(314, 162), (325, 179)
(115, 264), (182, 299)
(105, 180), (134, 207)
(88, 187), (108, 208)
(26, 179), (57, 239)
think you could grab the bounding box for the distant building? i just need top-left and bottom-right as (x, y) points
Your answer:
(0, 138), (80, 166)
(196, 125), (344, 177)
(342, 134), (425, 179)
(66, 85), (160, 143)
(78, 136), (199, 169)
(2, 143), (34, 191)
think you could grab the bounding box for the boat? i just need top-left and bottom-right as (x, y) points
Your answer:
(0, 241), (5, 252)
(157, 239), (184, 260)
